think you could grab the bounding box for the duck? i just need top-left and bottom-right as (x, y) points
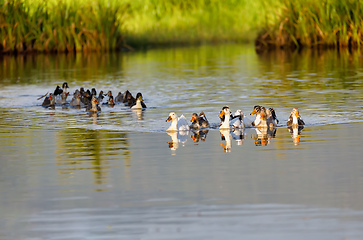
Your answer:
(42, 93), (55, 107)
(232, 109), (244, 129)
(219, 106), (232, 129)
(250, 106), (268, 128)
(114, 92), (124, 103)
(69, 91), (84, 107)
(108, 95), (115, 106)
(166, 112), (190, 131)
(123, 90), (135, 106)
(86, 96), (101, 112)
(130, 92), (147, 109)
(250, 105), (263, 127)
(97, 90), (105, 104)
(190, 112), (210, 129)
(287, 108), (305, 126)
(266, 108), (279, 127)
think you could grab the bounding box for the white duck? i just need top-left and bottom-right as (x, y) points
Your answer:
(219, 106), (232, 129)
(166, 112), (190, 131)
(232, 109), (245, 129)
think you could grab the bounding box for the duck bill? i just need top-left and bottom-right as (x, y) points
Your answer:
(250, 109), (257, 115)
(166, 116), (172, 122)
(218, 111), (225, 118)
(191, 116), (196, 122)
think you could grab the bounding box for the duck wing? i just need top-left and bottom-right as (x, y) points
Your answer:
(298, 118), (305, 126)
(178, 115), (190, 131)
(287, 114), (293, 126)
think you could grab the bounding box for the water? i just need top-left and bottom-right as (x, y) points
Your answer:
(1, 44), (363, 239)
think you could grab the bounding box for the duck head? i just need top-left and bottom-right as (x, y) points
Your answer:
(166, 112), (177, 122)
(191, 113), (198, 122)
(135, 92), (144, 102)
(250, 105), (262, 115)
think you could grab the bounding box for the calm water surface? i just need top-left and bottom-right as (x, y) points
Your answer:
(1, 44), (363, 239)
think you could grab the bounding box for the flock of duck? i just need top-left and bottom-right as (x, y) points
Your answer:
(166, 105), (305, 131)
(39, 82), (147, 111)
(38, 82), (306, 149)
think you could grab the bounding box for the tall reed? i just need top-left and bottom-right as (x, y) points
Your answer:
(0, 0), (126, 53)
(256, 0), (363, 49)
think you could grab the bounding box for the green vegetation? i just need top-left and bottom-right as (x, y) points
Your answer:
(0, 0), (125, 53)
(256, 0), (363, 49)
(1, 0), (363, 54)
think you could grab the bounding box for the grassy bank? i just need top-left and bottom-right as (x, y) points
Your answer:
(1, 0), (362, 54)
(256, 0), (363, 50)
(1, 0), (280, 54)
(0, 0), (125, 53)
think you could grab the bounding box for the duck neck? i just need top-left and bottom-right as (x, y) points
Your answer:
(220, 113), (230, 129)
(168, 118), (178, 131)
(292, 116), (298, 125)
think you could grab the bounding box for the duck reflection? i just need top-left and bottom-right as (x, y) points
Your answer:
(167, 131), (189, 151)
(288, 125), (304, 145)
(88, 112), (99, 125)
(132, 108), (144, 120)
(252, 127), (277, 146)
(219, 129), (231, 152)
(231, 128), (245, 145)
(191, 130), (209, 143)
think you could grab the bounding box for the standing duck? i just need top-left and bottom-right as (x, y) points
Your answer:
(287, 108), (305, 126)
(166, 112), (190, 131)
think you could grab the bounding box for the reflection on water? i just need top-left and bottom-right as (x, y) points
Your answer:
(219, 129), (232, 152)
(288, 125), (305, 145)
(167, 131), (189, 152)
(251, 127), (277, 146)
(55, 128), (130, 191)
(231, 128), (245, 145)
(191, 129), (209, 143)
(2, 44), (363, 239)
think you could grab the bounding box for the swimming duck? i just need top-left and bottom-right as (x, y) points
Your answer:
(130, 92), (147, 109)
(250, 105), (263, 127)
(123, 90), (135, 106)
(107, 95), (115, 106)
(190, 112), (210, 129)
(86, 96), (101, 112)
(287, 108), (305, 126)
(266, 108), (279, 127)
(232, 109), (245, 129)
(69, 91), (84, 107)
(219, 106), (232, 129)
(250, 106), (268, 128)
(114, 92), (124, 103)
(42, 93), (55, 107)
(166, 112), (190, 131)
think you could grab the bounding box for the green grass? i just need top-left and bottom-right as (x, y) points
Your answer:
(1, 0), (363, 54)
(0, 0), (125, 53)
(256, 0), (363, 49)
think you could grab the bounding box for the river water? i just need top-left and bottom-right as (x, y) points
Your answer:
(1, 44), (363, 239)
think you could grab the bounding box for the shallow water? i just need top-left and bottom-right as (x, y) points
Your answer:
(1, 45), (363, 239)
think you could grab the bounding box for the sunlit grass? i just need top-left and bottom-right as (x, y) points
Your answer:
(1, 0), (362, 54)
(256, 0), (363, 49)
